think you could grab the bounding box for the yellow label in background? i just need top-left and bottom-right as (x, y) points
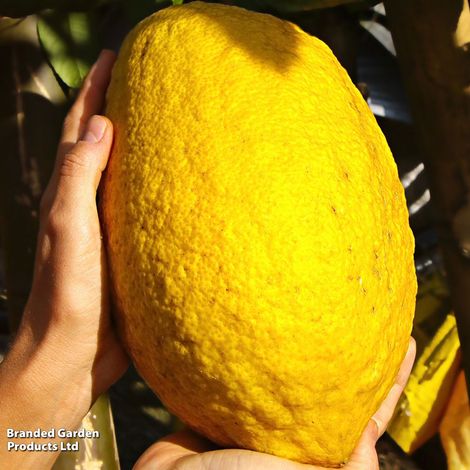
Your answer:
(389, 310), (461, 453)
(440, 371), (470, 470)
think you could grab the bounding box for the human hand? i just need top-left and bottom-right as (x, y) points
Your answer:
(134, 338), (416, 470)
(0, 50), (127, 467)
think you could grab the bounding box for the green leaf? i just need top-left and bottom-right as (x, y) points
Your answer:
(0, 0), (108, 18)
(171, 0), (184, 5)
(37, 10), (99, 89)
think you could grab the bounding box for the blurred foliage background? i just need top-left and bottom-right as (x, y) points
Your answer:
(1, 0), (469, 469)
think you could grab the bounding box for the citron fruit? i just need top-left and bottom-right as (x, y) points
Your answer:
(100, 2), (416, 466)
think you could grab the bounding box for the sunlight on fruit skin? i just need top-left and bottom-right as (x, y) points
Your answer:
(100, 2), (417, 467)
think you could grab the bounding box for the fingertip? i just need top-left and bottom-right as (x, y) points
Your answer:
(401, 336), (417, 379)
(79, 114), (113, 144)
(62, 53), (116, 143)
(99, 48), (117, 60)
(81, 115), (108, 143)
(92, 49), (117, 72)
(84, 115), (113, 177)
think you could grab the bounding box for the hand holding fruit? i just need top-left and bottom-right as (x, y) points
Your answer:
(0, 50), (128, 469)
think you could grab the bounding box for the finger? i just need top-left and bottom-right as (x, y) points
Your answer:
(175, 449), (319, 470)
(371, 337), (416, 437)
(345, 420), (379, 470)
(134, 430), (320, 470)
(134, 430), (218, 470)
(92, 335), (129, 399)
(41, 51), (115, 218)
(52, 115), (113, 213)
(60, 49), (116, 148)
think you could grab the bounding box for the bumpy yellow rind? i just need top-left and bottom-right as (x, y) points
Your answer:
(101, 2), (416, 466)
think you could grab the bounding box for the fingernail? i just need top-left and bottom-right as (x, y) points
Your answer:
(82, 116), (107, 143)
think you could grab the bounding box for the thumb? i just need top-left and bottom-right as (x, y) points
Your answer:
(55, 115), (113, 208)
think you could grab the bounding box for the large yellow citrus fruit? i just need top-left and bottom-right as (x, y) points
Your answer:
(101, 2), (416, 466)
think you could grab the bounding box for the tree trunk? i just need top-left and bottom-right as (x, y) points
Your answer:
(384, 0), (470, 395)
